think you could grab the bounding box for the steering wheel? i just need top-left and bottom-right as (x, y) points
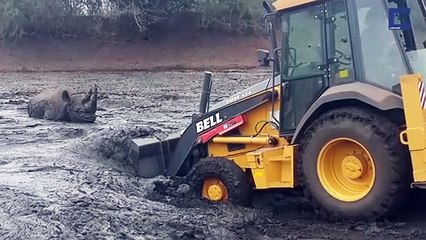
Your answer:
(335, 49), (352, 66)
(289, 62), (305, 77)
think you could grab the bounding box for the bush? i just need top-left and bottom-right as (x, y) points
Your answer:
(197, 0), (265, 34)
(0, 0), (37, 40)
(0, 0), (269, 42)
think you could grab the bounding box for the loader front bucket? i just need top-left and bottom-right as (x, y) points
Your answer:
(128, 134), (180, 178)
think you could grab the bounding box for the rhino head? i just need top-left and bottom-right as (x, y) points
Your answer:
(62, 85), (98, 123)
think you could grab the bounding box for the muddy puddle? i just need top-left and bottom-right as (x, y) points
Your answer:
(0, 70), (426, 240)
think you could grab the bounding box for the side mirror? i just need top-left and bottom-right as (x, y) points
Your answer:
(257, 49), (270, 67)
(263, 1), (273, 14)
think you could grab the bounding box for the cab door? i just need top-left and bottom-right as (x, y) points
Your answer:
(280, 0), (355, 135)
(280, 3), (329, 134)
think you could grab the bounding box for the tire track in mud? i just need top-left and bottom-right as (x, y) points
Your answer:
(0, 71), (425, 239)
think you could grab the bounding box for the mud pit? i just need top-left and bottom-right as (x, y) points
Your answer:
(1, 70), (426, 240)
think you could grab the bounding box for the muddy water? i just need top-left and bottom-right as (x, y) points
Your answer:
(0, 70), (425, 240)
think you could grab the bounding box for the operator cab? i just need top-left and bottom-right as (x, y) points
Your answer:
(264, 0), (426, 134)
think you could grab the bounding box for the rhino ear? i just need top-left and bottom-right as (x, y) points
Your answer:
(61, 90), (71, 102)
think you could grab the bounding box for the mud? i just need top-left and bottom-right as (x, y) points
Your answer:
(1, 70), (426, 240)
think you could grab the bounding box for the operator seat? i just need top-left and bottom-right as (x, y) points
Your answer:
(360, 7), (403, 86)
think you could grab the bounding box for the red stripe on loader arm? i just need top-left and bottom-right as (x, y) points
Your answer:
(197, 115), (245, 144)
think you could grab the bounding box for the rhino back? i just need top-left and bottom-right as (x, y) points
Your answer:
(28, 87), (74, 120)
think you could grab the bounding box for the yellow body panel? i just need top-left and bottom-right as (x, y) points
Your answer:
(208, 88), (285, 168)
(400, 74), (426, 181)
(207, 87), (296, 189)
(247, 146), (295, 189)
(273, 0), (318, 11)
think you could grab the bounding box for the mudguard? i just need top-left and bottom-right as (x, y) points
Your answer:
(291, 82), (403, 144)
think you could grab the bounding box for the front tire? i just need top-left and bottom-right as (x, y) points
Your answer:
(298, 107), (411, 221)
(187, 157), (252, 206)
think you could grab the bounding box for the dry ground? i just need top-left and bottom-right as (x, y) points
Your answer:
(0, 33), (269, 72)
(1, 70), (426, 240)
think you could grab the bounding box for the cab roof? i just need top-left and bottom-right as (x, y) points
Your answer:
(273, 0), (319, 11)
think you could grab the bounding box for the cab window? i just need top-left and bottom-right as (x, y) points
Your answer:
(282, 5), (324, 78)
(404, 0), (426, 78)
(328, 0), (355, 83)
(356, 0), (407, 90)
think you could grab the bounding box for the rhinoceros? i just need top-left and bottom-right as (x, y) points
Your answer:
(27, 85), (98, 123)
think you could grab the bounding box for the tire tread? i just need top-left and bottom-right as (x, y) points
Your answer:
(187, 157), (252, 206)
(298, 107), (411, 221)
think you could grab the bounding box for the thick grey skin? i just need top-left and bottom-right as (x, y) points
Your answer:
(27, 86), (98, 123)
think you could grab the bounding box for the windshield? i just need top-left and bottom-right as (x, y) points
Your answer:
(401, 0), (426, 78)
(356, 0), (408, 90)
(355, 0), (426, 90)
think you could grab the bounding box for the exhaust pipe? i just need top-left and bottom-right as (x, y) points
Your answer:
(199, 71), (213, 114)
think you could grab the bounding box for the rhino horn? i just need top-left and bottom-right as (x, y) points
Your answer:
(84, 86), (98, 113)
(82, 92), (91, 104)
(82, 85), (97, 103)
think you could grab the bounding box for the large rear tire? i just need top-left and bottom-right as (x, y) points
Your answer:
(187, 157), (252, 206)
(298, 107), (411, 221)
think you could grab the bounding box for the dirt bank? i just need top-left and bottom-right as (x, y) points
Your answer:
(1, 70), (426, 240)
(0, 32), (269, 73)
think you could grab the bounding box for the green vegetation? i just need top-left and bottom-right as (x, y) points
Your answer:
(0, 0), (271, 41)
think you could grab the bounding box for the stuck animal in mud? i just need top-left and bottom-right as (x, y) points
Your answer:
(27, 85), (98, 123)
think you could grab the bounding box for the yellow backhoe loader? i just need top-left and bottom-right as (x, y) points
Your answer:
(129, 0), (426, 221)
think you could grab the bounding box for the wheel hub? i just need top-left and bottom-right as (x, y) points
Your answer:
(207, 185), (224, 201)
(202, 178), (228, 202)
(341, 155), (367, 180)
(317, 138), (376, 202)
